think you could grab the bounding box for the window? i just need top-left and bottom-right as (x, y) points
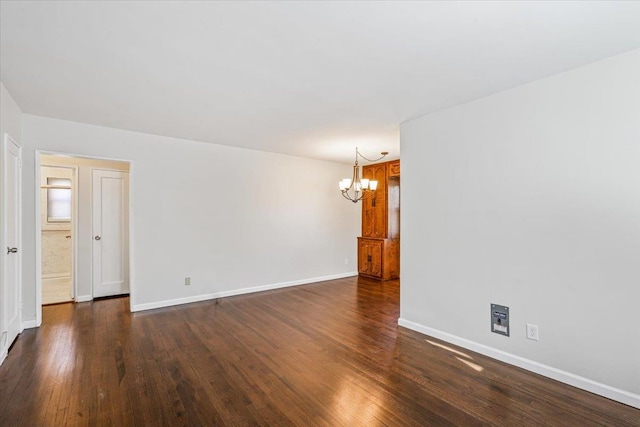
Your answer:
(47, 178), (71, 222)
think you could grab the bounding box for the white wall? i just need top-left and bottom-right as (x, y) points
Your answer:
(22, 115), (360, 318)
(400, 49), (640, 405)
(0, 83), (23, 358)
(1, 83), (22, 144)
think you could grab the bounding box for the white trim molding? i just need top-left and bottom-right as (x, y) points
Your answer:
(22, 320), (38, 329)
(398, 318), (640, 410)
(75, 295), (93, 303)
(131, 272), (358, 312)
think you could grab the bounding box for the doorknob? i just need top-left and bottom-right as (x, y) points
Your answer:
(94, 235), (101, 241)
(6, 247), (18, 254)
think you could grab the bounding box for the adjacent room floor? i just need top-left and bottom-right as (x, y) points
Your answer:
(42, 276), (73, 305)
(0, 276), (638, 426)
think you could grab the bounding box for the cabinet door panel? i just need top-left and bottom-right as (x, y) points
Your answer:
(370, 241), (383, 277)
(361, 166), (375, 237)
(370, 164), (387, 238)
(358, 240), (370, 275)
(388, 160), (400, 177)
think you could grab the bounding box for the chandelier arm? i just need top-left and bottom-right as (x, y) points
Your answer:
(341, 188), (363, 203)
(341, 190), (353, 201)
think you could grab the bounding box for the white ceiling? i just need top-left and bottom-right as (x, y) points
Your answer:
(1, 1), (639, 163)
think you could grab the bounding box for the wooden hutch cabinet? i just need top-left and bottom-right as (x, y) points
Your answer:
(358, 159), (400, 280)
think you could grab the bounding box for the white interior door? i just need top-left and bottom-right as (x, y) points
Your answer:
(92, 170), (129, 298)
(1, 134), (22, 362)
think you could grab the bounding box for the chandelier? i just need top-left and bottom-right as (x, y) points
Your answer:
(339, 147), (388, 203)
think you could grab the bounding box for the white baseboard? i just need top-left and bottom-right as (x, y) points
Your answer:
(397, 318), (640, 410)
(0, 350), (6, 367)
(75, 295), (92, 303)
(131, 271), (358, 313)
(22, 319), (38, 329)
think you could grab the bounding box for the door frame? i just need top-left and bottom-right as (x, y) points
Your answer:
(1, 133), (23, 363)
(34, 151), (133, 326)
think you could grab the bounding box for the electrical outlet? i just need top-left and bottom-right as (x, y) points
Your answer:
(526, 323), (539, 341)
(344, 258), (349, 265)
(185, 277), (191, 286)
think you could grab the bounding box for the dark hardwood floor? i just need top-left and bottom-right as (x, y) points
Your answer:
(0, 277), (638, 426)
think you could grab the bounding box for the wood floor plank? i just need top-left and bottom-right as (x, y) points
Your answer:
(0, 276), (638, 426)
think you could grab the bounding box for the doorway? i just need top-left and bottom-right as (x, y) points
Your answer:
(36, 153), (131, 324)
(40, 164), (75, 305)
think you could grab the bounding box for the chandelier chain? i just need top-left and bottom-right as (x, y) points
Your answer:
(356, 147), (389, 163)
